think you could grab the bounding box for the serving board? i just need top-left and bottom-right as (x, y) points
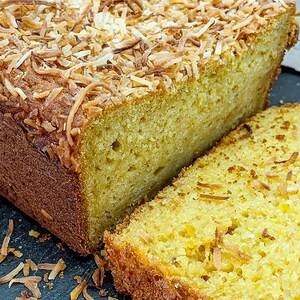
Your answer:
(0, 67), (299, 300)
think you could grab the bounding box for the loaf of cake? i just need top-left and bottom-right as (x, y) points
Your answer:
(0, 0), (297, 254)
(105, 104), (300, 299)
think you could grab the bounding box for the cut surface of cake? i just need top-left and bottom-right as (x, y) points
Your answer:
(105, 104), (300, 300)
(0, 0), (297, 254)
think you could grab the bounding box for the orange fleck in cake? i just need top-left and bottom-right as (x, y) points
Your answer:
(105, 104), (300, 299)
(0, 0), (297, 254)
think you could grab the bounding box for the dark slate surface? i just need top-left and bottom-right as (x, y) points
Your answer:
(0, 67), (299, 300)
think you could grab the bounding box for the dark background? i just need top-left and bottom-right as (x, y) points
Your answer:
(0, 67), (299, 300)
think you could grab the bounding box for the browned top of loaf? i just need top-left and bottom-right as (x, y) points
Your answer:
(0, 0), (295, 170)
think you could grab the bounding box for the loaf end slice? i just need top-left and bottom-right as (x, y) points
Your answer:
(105, 104), (300, 299)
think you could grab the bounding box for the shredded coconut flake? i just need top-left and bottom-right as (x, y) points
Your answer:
(48, 258), (66, 280)
(1, 219), (14, 257)
(0, 262), (24, 284)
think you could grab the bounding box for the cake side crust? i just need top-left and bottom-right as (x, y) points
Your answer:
(104, 230), (208, 300)
(0, 111), (90, 255)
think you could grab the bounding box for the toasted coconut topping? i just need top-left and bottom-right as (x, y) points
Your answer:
(70, 275), (89, 300)
(15, 290), (37, 300)
(137, 229), (153, 244)
(211, 228), (226, 270)
(0, 0), (293, 170)
(240, 123), (253, 139)
(26, 259), (38, 271)
(286, 170), (293, 180)
(48, 258), (66, 280)
(213, 247), (222, 270)
(94, 253), (106, 268)
(82, 286), (94, 300)
(197, 182), (223, 189)
(37, 263), (56, 270)
(40, 209), (53, 221)
(12, 249), (23, 258)
(1, 219), (14, 256)
(275, 152), (299, 165)
(28, 230), (40, 238)
(9, 276), (42, 288)
(266, 171), (279, 178)
(253, 180), (271, 191)
(23, 262), (30, 277)
(92, 267), (105, 288)
(23, 279), (42, 299)
(38, 233), (51, 243)
(223, 241), (251, 262)
(199, 194), (230, 201)
(278, 181), (288, 198)
(0, 262), (24, 284)
(1, 247), (22, 263)
(262, 228), (275, 240)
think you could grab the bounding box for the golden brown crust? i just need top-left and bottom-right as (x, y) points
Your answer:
(104, 232), (209, 300)
(0, 111), (91, 255)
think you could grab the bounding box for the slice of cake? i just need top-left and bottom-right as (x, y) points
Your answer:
(105, 104), (300, 299)
(0, 0), (297, 254)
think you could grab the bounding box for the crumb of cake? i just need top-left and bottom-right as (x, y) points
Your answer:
(92, 266), (105, 288)
(38, 234), (51, 243)
(59, 271), (64, 279)
(46, 282), (54, 290)
(99, 288), (108, 297)
(15, 290), (32, 300)
(94, 253), (106, 268)
(55, 242), (65, 250)
(43, 273), (49, 283)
